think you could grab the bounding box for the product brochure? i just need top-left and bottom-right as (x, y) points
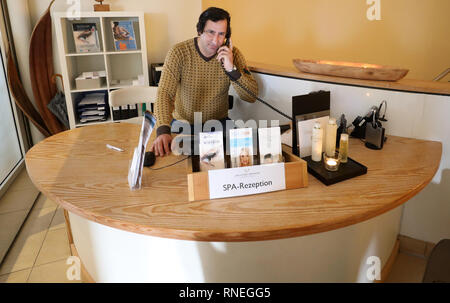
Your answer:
(111, 20), (137, 51)
(258, 127), (282, 164)
(230, 128), (253, 168)
(128, 111), (156, 190)
(199, 131), (225, 172)
(72, 23), (100, 53)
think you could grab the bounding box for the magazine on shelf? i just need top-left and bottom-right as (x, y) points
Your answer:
(78, 93), (106, 107)
(111, 20), (137, 51)
(72, 23), (100, 53)
(258, 127), (282, 164)
(79, 116), (106, 123)
(128, 111), (156, 190)
(79, 110), (106, 117)
(230, 128), (254, 168)
(199, 131), (225, 172)
(77, 106), (105, 112)
(77, 93), (107, 124)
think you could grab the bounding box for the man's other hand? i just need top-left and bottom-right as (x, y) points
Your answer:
(150, 134), (173, 157)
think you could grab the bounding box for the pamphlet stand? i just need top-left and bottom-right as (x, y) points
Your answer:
(187, 145), (308, 201)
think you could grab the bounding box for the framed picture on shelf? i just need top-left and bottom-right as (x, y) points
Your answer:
(72, 23), (100, 53)
(111, 20), (137, 51)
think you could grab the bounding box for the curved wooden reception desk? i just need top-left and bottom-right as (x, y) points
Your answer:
(25, 122), (441, 282)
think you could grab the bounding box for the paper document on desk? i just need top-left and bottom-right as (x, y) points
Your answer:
(128, 111), (156, 190)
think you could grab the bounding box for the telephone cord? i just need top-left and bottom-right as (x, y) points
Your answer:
(231, 76), (293, 121)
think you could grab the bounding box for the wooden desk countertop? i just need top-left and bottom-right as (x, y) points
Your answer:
(25, 123), (442, 242)
(248, 61), (450, 96)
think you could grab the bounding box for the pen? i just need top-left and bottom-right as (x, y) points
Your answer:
(106, 144), (124, 152)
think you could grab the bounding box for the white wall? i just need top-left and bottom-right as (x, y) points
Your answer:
(27, 0), (202, 84)
(6, 0), (45, 144)
(230, 73), (450, 244)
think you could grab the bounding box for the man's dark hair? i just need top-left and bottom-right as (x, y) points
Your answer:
(196, 7), (231, 39)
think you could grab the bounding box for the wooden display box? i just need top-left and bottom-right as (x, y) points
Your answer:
(187, 145), (308, 201)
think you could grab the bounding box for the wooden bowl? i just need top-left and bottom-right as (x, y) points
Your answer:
(293, 59), (409, 81)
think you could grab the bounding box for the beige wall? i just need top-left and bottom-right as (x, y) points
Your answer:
(202, 0), (450, 81)
(28, 0), (202, 68)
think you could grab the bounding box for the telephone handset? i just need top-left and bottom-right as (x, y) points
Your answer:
(223, 37), (230, 48)
(217, 37), (230, 58)
(218, 37), (230, 69)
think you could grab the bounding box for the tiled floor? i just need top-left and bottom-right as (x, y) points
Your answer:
(0, 168), (40, 263)
(0, 193), (80, 283)
(0, 171), (428, 283)
(385, 252), (427, 283)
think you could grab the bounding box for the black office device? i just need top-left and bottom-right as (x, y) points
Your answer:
(150, 63), (164, 86)
(144, 151), (156, 167)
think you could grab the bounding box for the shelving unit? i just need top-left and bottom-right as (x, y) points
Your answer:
(53, 12), (149, 129)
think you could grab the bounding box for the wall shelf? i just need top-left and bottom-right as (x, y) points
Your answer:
(70, 87), (109, 93)
(66, 52), (104, 57)
(104, 50), (142, 55)
(53, 11), (149, 129)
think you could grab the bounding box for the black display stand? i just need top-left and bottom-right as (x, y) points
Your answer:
(302, 156), (367, 186)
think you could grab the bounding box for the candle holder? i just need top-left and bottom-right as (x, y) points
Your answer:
(324, 152), (340, 172)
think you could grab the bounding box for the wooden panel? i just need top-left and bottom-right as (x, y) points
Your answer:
(63, 209), (74, 245)
(249, 61), (450, 96)
(284, 162), (305, 189)
(25, 123), (442, 242)
(188, 171), (209, 201)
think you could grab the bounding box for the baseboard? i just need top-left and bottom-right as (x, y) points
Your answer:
(65, 210), (96, 283)
(377, 239), (400, 283)
(398, 234), (436, 259)
(70, 243), (96, 283)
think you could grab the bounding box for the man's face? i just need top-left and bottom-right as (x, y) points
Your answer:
(198, 19), (227, 57)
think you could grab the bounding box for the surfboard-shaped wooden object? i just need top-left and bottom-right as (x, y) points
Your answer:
(293, 59), (409, 81)
(6, 50), (51, 138)
(29, 0), (65, 134)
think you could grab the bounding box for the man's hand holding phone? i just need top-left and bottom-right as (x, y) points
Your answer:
(216, 38), (234, 71)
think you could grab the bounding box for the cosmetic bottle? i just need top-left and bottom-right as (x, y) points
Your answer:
(339, 133), (349, 163)
(325, 118), (337, 157)
(336, 114), (347, 148)
(311, 122), (323, 162)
